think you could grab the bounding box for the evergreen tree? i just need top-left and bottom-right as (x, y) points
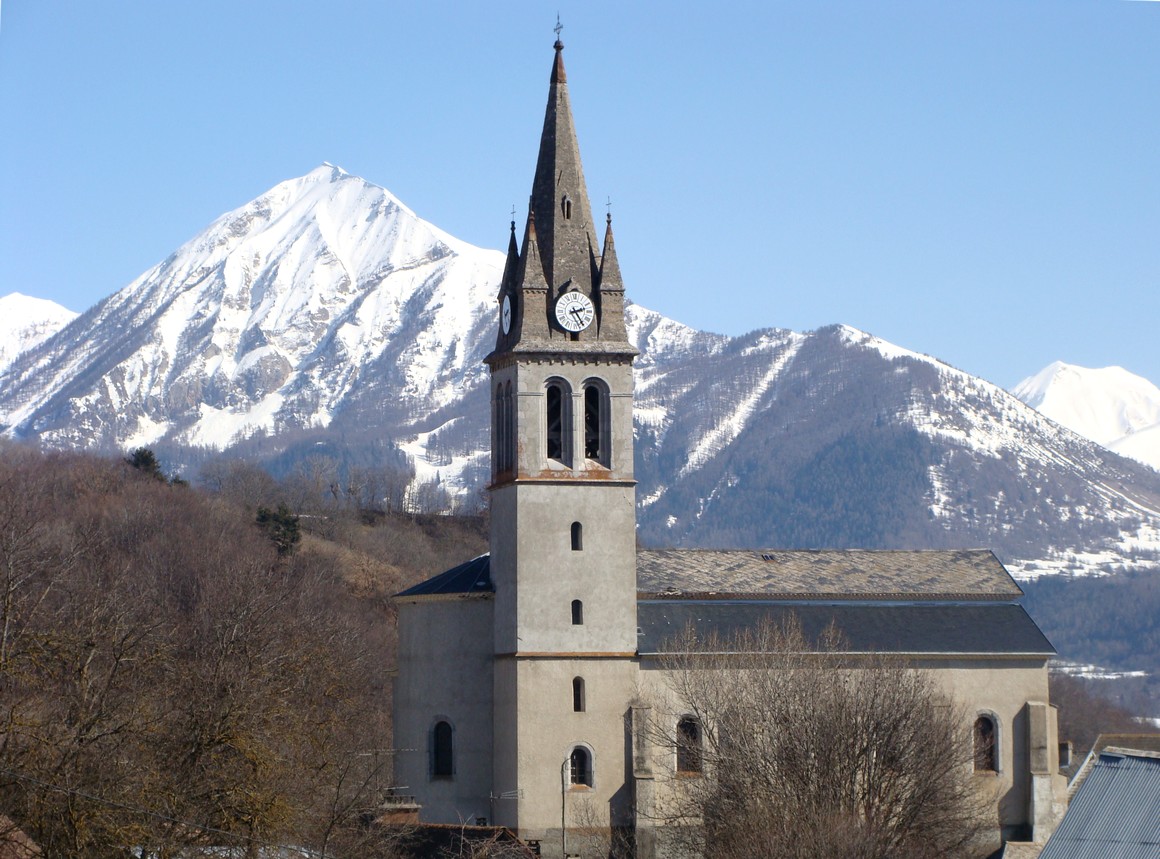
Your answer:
(125, 447), (165, 480)
(256, 503), (301, 556)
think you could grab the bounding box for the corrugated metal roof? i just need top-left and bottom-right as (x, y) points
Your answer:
(637, 602), (1054, 656)
(637, 548), (1022, 599)
(1040, 751), (1160, 859)
(1069, 735), (1160, 798)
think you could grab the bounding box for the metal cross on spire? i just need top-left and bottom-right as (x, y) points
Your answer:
(554, 14), (563, 40)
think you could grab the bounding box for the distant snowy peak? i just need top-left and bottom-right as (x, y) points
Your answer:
(0, 165), (505, 453)
(0, 293), (77, 372)
(1013, 361), (1160, 471)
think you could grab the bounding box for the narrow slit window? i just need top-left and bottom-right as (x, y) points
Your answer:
(432, 720), (454, 777)
(562, 195), (572, 219)
(571, 521), (583, 551)
(573, 677), (585, 712)
(571, 599), (583, 625)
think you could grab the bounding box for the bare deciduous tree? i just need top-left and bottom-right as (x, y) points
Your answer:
(651, 618), (994, 859)
(0, 448), (393, 858)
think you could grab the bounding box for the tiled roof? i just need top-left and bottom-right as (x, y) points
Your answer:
(637, 601), (1054, 656)
(637, 548), (1022, 599)
(1041, 750), (1160, 859)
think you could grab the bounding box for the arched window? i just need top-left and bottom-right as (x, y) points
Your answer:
(571, 521), (583, 551)
(583, 380), (610, 466)
(494, 381), (516, 476)
(545, 379), (573, 465)
(493, 384), (503, 475)
(569, 746), (592, 786)
(677, 717), (702, 774)
(432, 720), (454, 778)
(502, 381), (514, 472)
(974, 715), (997, 772)
(573, 677), (585, 712)
(562, 195), (572, 219)
(571, 599), (583, 625)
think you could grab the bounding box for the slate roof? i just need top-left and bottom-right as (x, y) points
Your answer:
(637, 549), (1023, 599)
(1040, 750), (1160, 859)
(636, 601), (1054, 656)
(396, 551), (1051, 656)
(397, 549), (1024, 600)
(395, 554), (492, 597)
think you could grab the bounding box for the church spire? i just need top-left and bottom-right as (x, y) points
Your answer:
(527, 36), (597, 305)
(488, 35), (633, 357)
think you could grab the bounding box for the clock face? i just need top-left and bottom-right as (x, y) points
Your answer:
(554, 292), (595, 332)
(501, 294), (512, 334)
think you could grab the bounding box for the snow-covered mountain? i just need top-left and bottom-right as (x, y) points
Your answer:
(0, 293), (77, 373)
(1013, 361), (1160, 472)
(0, 164), (503, 496)
(5, 166), (1160, 581)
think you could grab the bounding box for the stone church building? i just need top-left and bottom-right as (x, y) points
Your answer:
(393, 37), (1066, 857)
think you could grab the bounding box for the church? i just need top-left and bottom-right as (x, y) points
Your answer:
(392, 36), (1066, 858)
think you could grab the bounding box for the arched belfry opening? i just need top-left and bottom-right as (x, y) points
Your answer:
(583, 380), (611, 466)
(494, 380), (516, 477)
(545, 379), (573, 466)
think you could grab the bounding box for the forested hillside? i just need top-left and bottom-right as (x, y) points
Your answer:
(1023, 572), (1160, 717)
(0, 443), (484, 857)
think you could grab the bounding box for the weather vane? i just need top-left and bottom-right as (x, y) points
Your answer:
(554, 14), (563, 40)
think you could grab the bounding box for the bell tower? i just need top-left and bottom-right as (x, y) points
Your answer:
(484, 35), (639, 839)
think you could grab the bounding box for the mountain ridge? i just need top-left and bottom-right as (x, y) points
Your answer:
(4, 166), (1160, 582)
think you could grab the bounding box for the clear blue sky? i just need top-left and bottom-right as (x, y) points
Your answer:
(2, 1), (1158, 389)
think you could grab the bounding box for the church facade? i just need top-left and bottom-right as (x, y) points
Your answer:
(392, 38), (1066, 857)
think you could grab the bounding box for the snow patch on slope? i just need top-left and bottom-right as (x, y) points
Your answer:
(678, 332), (804, 478)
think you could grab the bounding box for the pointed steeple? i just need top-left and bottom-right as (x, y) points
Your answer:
(487, 36), (635, 360)
(528, 37), (598, 302)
